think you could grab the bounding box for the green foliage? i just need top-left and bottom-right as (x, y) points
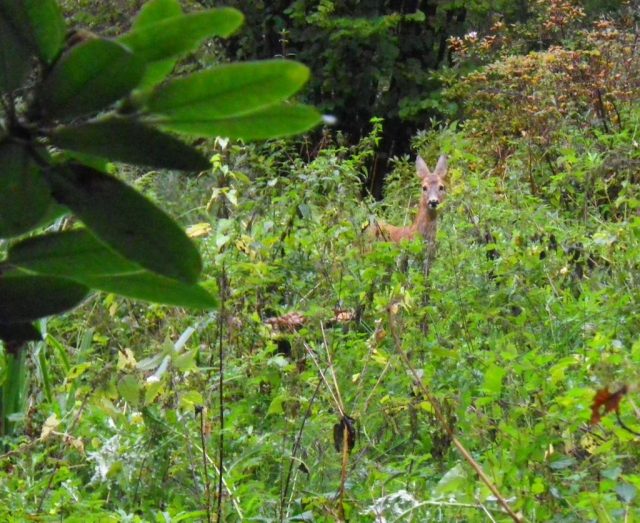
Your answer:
(3, 1), (640, 522)
(0, 0), (321, 342)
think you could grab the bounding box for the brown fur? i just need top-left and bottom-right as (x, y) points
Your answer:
(367, 154), (448, 245)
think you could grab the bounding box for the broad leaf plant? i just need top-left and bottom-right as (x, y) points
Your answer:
(0, 0), (321, 347)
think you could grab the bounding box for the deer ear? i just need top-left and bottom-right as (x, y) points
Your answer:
(416, 155), (430, 178)
(434, 154), (448, 177)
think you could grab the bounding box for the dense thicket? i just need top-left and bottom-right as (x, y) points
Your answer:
(2, 1), (640, 521)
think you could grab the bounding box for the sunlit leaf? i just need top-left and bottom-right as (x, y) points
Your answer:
(126, 0), (183, 88)
(147, 60), (309, 120)
(153, 103), (322, 140)
(119, 8), (243, 63)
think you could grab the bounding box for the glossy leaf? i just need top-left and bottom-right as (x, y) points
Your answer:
(118, 8), (243, 63)
(44, 164), (202, 283)
(40, 38), (145, 120)
(147, 60), (310, 120)
(0, 0), (65, 63)
(0, 11), (31, 94)
(0, 142), (53, 238)
(50, 119), (210, 171)
(8, 230), (217, 309)
(153, 103), (322, 140)
(128, 0), (183, 88)
(0, 273), (89, 323)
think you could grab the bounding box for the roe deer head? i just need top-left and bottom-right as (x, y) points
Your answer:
(368, 154), (448, 245)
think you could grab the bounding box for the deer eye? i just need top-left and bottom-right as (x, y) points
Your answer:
(422, 186), (428, 191)
(439, 185), (445, 191)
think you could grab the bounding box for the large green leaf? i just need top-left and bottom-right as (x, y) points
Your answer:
(81, 272), (217, 309)
(0, 273), (89, 323)
(9, 229), (139, 277)
(118, 8), (243, 64)
(44, 164), (202, 284)
(147, 60), (310, 120)
(39, 38), (145, 120)
(0, 10), (31, 94)
(0, 0), (65, 63)
(127, 0), (183, 88)
(152, 103), (322, 140)
(9, 230), (217, 309)
(50, 119), (210, 171)
(0, 142), (53, 238)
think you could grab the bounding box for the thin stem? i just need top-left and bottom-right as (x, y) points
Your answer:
(199, 408), (212, 523)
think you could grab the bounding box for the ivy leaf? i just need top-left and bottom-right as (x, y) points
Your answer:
(153, 102), (322, 140)
(44, 164), (202, 284)
(8, 230), (216, 309)
(0, 272), (89, 324)
(50, 119), (210, 171)
(147, 60), (310, 120)
(40, 38), (145, 120)
(0, 142), (53, 238)
(0, 0), (65, 63)
(119, 8), (243, 63)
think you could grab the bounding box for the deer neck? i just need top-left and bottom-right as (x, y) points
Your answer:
(413, 199), (438, 241)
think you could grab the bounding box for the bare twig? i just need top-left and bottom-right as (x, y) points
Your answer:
(387, 306), (523, 523)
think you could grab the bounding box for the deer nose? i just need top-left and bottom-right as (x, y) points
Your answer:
(428, 199), (439, 209)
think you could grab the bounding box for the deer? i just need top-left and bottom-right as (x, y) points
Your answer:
(367, 154), (448, 248)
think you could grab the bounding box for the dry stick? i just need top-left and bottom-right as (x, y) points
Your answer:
(199, 407), (212, 523)
(387, 307), (523, 523)
(338, 421), (350, 522)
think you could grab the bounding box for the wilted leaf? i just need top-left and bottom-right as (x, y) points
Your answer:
(590, 386), (628, 424)
(186, 222), (212, 238)
(40, 413), (60, 440)
(333, 415), (357, 453)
